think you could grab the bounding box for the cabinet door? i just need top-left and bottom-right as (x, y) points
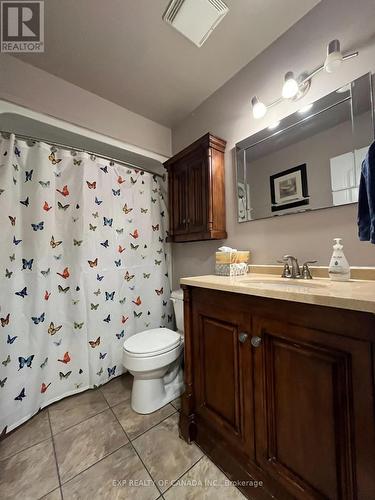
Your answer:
(187, 150), (208, 234)
(171, 163), (189, 235)
(193, 304), (254, 459)
(253, 316), (375, 500)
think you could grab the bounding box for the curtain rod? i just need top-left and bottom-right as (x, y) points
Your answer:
(0, 130), (166, 179)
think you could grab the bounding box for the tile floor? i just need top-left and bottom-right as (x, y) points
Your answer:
(0, 374), (246, 500)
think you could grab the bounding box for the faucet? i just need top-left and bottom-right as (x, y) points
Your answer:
(301, 260), (317, 279)
(278, 256), (317, 279)
(283, 255), (301, 278)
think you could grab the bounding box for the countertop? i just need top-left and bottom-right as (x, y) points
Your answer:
(180, 273), (375, 314)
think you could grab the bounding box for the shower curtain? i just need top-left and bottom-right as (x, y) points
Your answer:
(0, 133), (173, 434)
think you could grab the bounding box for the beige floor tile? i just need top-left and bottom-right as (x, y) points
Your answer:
(54, 409), (128, 484)
(113, 401), (176, 440)
(49, 389), (108, 434)
(0, 410), (50, 460)
(41, 488), (62, 500)
(171, 398), (181, 411)
(0, 439), (59, 500)
(62, 443), (160, 500)
(133, 413), (202, 493)
(164, 455), (246, 499)
(100, 374), (133, 407)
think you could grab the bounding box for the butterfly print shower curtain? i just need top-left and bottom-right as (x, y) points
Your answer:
(0, 134), (173, 433)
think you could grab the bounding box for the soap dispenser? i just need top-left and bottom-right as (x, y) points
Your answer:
(328, 238), (350, 281)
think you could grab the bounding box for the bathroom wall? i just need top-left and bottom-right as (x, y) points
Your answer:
(0, 55), (171, 157)
(171, 0), (375, 287)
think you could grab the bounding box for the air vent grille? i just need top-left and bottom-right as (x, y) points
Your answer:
(164, 0), (185, 23)
(163, 0), (229, 47)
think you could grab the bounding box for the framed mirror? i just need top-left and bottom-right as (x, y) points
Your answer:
(235, 73), (374, 222)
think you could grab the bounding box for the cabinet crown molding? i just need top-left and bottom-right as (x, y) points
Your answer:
(165, 133), (226, 168)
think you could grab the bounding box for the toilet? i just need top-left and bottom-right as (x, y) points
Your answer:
(122, 289), (184, 414)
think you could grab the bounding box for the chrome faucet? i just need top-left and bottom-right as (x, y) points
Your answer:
(301, 260), (317, 279)
(283, 255), (301, 278)
(279, 256), (317, 279)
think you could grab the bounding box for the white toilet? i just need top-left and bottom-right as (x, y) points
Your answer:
(122, 289), (184, 414)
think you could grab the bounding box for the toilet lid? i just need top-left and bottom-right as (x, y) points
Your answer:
(123, 328), (181, 356)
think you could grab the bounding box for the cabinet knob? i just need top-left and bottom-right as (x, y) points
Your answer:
(251, 336), (262, 348)
(238, 332), (248, 343)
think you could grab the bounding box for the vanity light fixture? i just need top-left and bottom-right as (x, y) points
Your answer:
(282, 72), (299, 99)
(324, 39), (343, 73)
(251, 39), (358, 119)
(251, 96), (267, 119)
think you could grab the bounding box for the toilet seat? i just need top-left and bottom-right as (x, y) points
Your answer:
(123, 328), (181, 358)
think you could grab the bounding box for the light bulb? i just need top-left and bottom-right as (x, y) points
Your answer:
(336, 83), (350, 93)
(282, 71), (299, 99)
(298, 104), (313, 114)
(268, 121), (280, 130)
(251, 96), (267, 119)
(324, 39), (343, 73)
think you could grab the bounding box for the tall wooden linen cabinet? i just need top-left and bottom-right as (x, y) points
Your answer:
(164, 133), (227, 242)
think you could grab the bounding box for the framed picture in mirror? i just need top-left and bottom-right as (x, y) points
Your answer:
(270, 163), (309, 212)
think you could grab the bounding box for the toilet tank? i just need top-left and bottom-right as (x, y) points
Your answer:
(171, 289), (184, 334)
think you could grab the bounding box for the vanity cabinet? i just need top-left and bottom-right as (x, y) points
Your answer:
(164, 133), (227, 242)
(180, 286), (375, 500)
(192, 298), (254, 460)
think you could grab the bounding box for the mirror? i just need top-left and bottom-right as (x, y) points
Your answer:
(236, 73), (374, 222)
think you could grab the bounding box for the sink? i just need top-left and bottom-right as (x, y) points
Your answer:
(241, 278), (328, 288)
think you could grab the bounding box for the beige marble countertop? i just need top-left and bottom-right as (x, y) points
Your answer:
(180, 274), (375, 314)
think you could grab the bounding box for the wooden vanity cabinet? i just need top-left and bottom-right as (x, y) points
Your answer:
(191, 290), (254, 461)
(180, 286), (375, 500)
(164, 133), (227, 242)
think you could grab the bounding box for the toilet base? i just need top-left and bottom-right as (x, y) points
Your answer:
(131, 368), (184, 414)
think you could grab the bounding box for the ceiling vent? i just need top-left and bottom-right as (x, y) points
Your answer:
(163, 0), (229, 47)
